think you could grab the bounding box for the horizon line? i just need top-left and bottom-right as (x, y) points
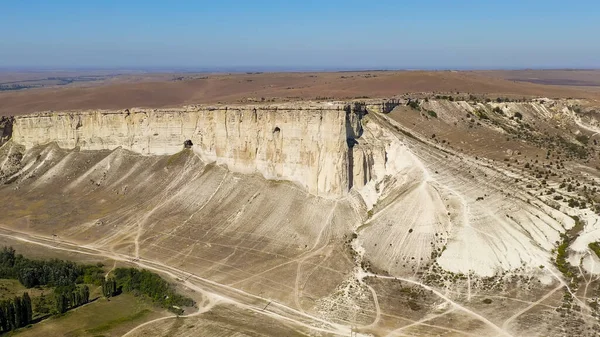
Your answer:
(1, 66), (600, 73)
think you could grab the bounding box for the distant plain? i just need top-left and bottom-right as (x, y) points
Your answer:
(1, 69), (599, 116)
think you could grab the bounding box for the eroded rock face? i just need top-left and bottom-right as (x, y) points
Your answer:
(0, 116), (13, 147)
(11, 102), (380, 197)
(7, 98), (600, 336)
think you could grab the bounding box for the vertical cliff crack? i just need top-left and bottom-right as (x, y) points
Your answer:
(224, 109), (229, 141)
(347, 141), (354, 190)
(345, 104), (363, 191)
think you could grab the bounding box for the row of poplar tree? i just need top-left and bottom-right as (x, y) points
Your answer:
(54, 285), (91, 314)
(0, 293), (33, 332)
(102, 278), (117, 298)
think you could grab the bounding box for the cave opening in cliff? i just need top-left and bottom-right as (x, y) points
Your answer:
(273, 127), (281, 134)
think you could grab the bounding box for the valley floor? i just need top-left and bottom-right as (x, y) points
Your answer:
(0, 226), (596, 337)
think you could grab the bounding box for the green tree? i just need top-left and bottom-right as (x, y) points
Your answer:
(102, 279), (110, 298)
(112, 268), (194, 310)
(6, 299), (16, 330)
(13, 296), (22, 328)
(54, 293), (67, 314)
(33, 293), (50, 314)
(21, 293), (32, 325)
(0, 301), (8, 332)
(72, 291), (77, 307)
(102, 278), (117, 298)
(81, 285), (90, 304)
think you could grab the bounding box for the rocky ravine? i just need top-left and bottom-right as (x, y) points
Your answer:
(2, 99), (600, 336)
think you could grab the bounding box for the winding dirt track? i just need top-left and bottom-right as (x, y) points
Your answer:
(0, 223), (574, 337)
(0, 227), (350, 336)
(360, 272), (514, 337)
(0, 225), (521, 337)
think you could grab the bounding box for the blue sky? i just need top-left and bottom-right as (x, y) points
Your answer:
(1, 0), (599, 70)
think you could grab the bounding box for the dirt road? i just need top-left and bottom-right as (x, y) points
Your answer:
(0, 227), (350, 336)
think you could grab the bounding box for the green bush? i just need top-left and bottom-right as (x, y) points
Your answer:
(576, 134), (589, 145)
(408, 100), (420, 110)
(589, 242), (600, 258)
(555, 237), (572, 277)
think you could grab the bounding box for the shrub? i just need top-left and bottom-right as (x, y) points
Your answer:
(408, 100), (420, 110)
(576, 134), (589, 145)
(555, 236), (573, 278)
(590, 242), (600, 258)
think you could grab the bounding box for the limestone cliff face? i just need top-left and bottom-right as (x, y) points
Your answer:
(11, 103), (383, 197)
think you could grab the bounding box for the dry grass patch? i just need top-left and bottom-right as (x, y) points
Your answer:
(11, 294), (167, 337)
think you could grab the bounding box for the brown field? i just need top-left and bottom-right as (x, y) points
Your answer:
(1, 70), (599, 116)
(476, 69), (600, 87)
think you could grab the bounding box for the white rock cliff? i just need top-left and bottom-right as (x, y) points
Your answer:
(11, 102), (383, 197)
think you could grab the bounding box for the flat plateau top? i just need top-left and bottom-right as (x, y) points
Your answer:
(12, 101), (366, 119)
(2, 70), (599, 116)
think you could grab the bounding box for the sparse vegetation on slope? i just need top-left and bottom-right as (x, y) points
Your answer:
(554, 217), (583, 282)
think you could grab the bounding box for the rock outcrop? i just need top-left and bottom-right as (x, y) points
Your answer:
(10, 102), (383, 197)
